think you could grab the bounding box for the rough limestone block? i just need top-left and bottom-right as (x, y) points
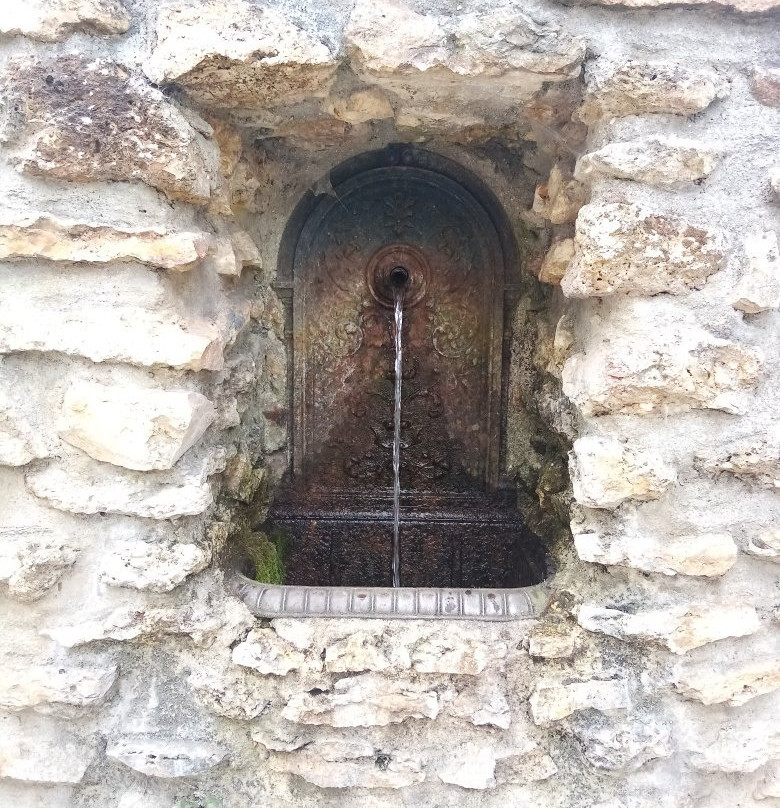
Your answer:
(60, 381), (216, 472)
(528, 623), (577, 659)
(447, 679), (512, 729)
(411, 633), (503, 675)
(751, 67), (780, 108)
(107, 736), (226, 778)
(533, 166), (587, 225)
(694, 427), (780, 489)
(754, 761), (780, 800)
(578, 61), (723, 124)
(189, 665), (272, 721)
(231, 629), (306, 676)
(0, 527), (79, 601)
(101, 540), (211, 592)
(564, 0), (779, 11)
(561, 203), (726, 298)
(687, 724), (780, 773)
(539, 238), (575, 285)
(0, 394), (47, 466)
(570, 436), (675, 510)
(26, 454), (214, 520)
(325, 631), (410, 673)
(673, 658), (780, 706)
(770, 166), (780, 200)
(0, 664), (117, 713)
(0, 215), (210, 271)
(209, 231), (262, 277)
(529, 678), (631, 724)
(746, 529), (780, 563)
(494, 745), (558, 785)
(282, 674), (447, 727)
(268, 740), (424, 789)
(574, 531), (737, 577)
(575, 136), (720, 188)
(562, 299), (763, 416)
(1, 55), (219, 204)
(0, 0), (129, 42)
(731, 231), (780, 313)
(577, 604), (760, 654)
(145, 0), (337, 110)
(435, 743), (497, 789)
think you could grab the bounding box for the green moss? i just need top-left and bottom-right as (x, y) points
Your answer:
(245, 529), (289, 585)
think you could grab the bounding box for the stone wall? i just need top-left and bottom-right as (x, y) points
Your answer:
(0, 0), (778, 806)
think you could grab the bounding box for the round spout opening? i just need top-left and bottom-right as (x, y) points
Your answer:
(390, 265), (410, 289)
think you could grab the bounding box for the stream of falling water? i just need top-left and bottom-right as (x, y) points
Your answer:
(391, 285), (404, 588)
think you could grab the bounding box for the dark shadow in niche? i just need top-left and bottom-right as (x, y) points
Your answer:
(255, 144), (551, 590)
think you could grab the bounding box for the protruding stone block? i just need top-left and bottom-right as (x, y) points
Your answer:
(325, 631), (408, 673)
(232, 629), (306, 676)
(447, 680), (511, 729)
(570, 436), (675, 510)
(101, 540), (210, 592)
(533, 166), (587, 225)
(411, 633), (502, 675)
(0, 528), (79, 601)
(746, 529), (780, 563)
(674, 658), (780, 706)
(574, 531), (737, 577)
(687, 723), (780, 773)
(189, 666), (272, 721)
(562, 203), (726, 298)
(0, 664), (117, 713)
(0, 0), (130, 42)
(578, 61), (723, 124)
(60, 381), (216, 472)
(539, 239), (575, 285)
(575, 136), (719, 188)
(731, 231), (780, 314)
(750, 66), (780, 108)
(435, 743), (497, 789)
(529, 678), (631, 724)
(577, 603), (760, 654)
(528, 623), (577, 659)
(107, 736), (226, 778)
(0, 395), (46, 467)
(2, 55), (219, 204)
(694, 427), (780, 489)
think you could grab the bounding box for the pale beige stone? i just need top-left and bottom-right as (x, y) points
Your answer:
(411, 634), (503, 675)
(232, 629), (306, 676)
(0, 724), (96, 784)
(0, 215), (209, 270)
(494, 745), (558, 785)
(770, 166), (780, 199)
(539, 238), (575, 285)
(528, 623), (577, 659)
(435, 743), (497, 789)
(0, 395), (46, 467)
(674, 658), (780, 706)
(325, 631), (408, 673)
(3, 56), (219, 204)
(329, 88), (395, 124)
(0, 0), (129, 42)
(579, 61), (723, 124)
(751, 66), (780, 108)
(268, 741), (424, 789)
(746, 529), (780, 563)
(26, 455), (214, 520)
(101, 540), (211, 592)
(0, 664), (117, 713)
(694, 427), (780, 489)
(271, 619), (316, 651)
(577, 604), (760, 654)
(755, 761), (780, 800)
(529, 678), (631, 724)
(145, 0), (337, 110)
(561, 203), (726, 298)
(189, 665), (271, 721)
(60, 381), (216, 472)
(533, 166), (587, 225)
(208, 231), (262, 277)
(282, 674), (446, 727)
(0, 528), (79, 602)
(575, 136), (720, 188)
(574, 531), (737, 577)
(688, 724), (780, 773)
(448, 680), (512, 729)
(731, 231), (780, 314)
(107, 736), (226, 778)
(562, 299), (763, 417)
(570, 436), (675, 510)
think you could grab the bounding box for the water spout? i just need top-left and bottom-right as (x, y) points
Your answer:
(391, 267), (407, 587)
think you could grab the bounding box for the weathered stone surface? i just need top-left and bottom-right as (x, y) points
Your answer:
(145, 0), (337, 110)
(570, 436), (675, 510)
(0, 721), (96, 784)
(533, 166), (587, 225)
(528, 623), (577, 659)
(272, 619), (316, 651)
(731, 231), (780, 314)
(325, 631), (410, 673)
(268, 740), (424, 789)
(746, 529), (780, 563)
(26, 454), (214, 520)
(209, 231), (262, 277)
(0, 664), (117, 713)
(529, 678), (631, 724)
(755, 761), (780, 800)
(0, 215), (209, 270)
(574, 531), (737, 577)
(0, 527), (79, 601)
(578, 61), (723, 124)
(448, 680), (512, 729)
(494, 744), (558, 785)
(101, 540), (210, 592)
(770, 166), (780, 199)
(189, 665), (271, 721)
(2, 56), (219, 204)
(435, 743), (497, 789)
(0, 394), (46, 467)
(0, 0), (130, 42)
(411, 633), (502, 675)
(60, 381), (216, 472)
(568, 712), (672, 771)
(577, 604), (760, 654)
(565, 0), (779, 12)
(674, 658), (780, 706)
(575, 136), (719, 188)
(232, 628), (306, 676)
(694, 427), (780, 489)
(107, 736), (226, 778)
(282, 674), (447, 727)
(539, 238), (575, 285)
(561, 203), (726, 298)
(751, 66), (780, 108)
(688, 724), (780, 773)
(328, 88), (395, 124)
(562, 300), (763, 416)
